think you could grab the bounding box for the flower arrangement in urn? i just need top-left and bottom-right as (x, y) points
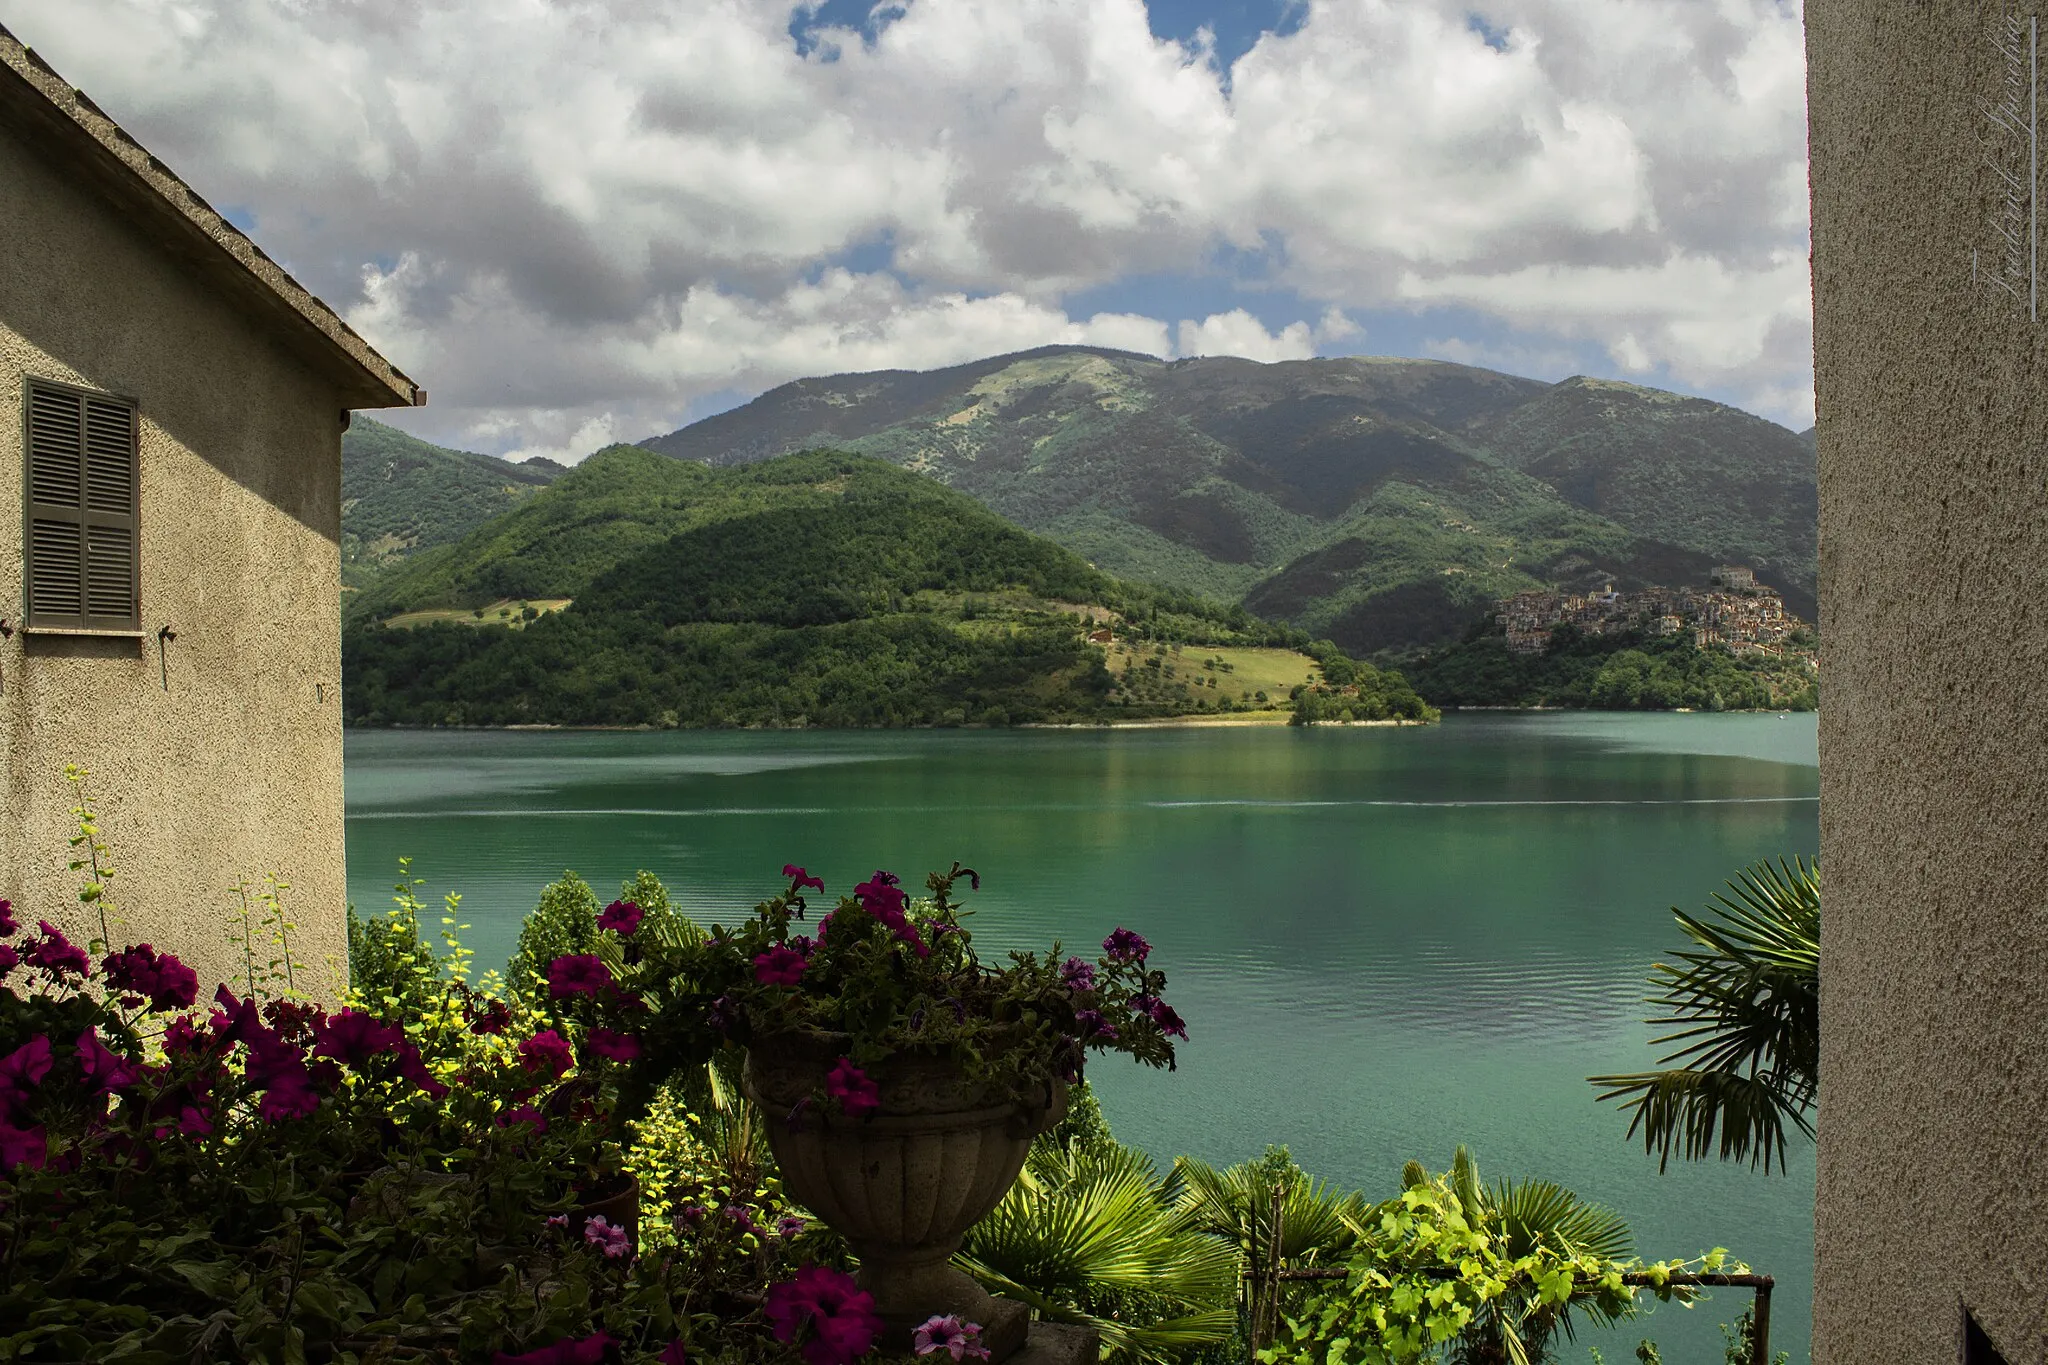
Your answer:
(549, 862), (1185, 1360)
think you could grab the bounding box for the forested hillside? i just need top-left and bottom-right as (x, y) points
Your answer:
(341, 418), (559, 588)
(640, 348), (1817, 653)
(343, 450), (1433, 728)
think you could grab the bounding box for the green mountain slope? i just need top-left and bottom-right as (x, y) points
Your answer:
(342, 450), (1432, 728)
(641, 348), (1816, 652)
(341, 418), (559, 588)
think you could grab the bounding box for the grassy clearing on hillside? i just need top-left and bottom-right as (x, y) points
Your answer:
(1101, 640), (1319, 713)
(385, 598), (572, 630)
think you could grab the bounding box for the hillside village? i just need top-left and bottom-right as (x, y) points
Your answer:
(1497, 567), (1815, 661)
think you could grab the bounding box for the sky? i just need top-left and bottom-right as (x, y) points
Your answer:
(6, 0), (1813, 461)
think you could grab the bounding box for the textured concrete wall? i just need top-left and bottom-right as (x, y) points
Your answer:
(0, 118), (349, 999)
(1809, 4), (2048, 1362)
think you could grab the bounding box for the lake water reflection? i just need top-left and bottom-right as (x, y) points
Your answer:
(345, 713), (1819, 1361)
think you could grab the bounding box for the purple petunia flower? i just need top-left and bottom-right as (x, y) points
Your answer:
(0, 898), (15, 936)
(546, 1213), (570, 1230)
(23, 922), (91, 979)
(517, 1030), (575, 1080)
(783, 864), (826, 894)
(596, 899), (643, 935)
(1074, 1009), (1117, 1041)
(584, 1214), (630, 1259)
(0, 944), (17, 979)
(826, 1057), (881, 1118)
(913, 1314), (992, 1362)
(706, 995), (737, 1034)
(853, 873), (908, 920)
(500, 1104), (548, 1133)
(75, 1027), (141, 1096)
(778, 1214), (808, 1238)
(312, 1010), (405, 1070)
(547, 954), (614, 998)
(0, 1120), (45, 1172)
(1061, 957), (1096, 991)
(753, 946), (808, 987)
(659, 1342), (689, 1365)
(1149, 1001), (1188, 1040)
(0, 1035), (53, 1121)
(492, 1331), (617, 1365)
(585, 1028), (640, 1063)
(765, 1265), (884, 1365)
(1102, 927), (1150, 965)
(100, 944), (199, 1011)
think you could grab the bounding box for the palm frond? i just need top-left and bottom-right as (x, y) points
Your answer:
(1590, 857), (1819, 1172)
(958, 1144), (1239, 1363)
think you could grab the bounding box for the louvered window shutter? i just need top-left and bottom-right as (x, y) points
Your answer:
(24, 380), (138, 631)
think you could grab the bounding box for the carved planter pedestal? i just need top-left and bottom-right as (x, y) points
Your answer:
(743, 1032), (1068, 1363)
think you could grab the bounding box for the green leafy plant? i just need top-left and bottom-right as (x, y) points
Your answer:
(956, 1139), (1239, 1362)
(1258, 1146), (1726, 1365)
(1589, 858), (1820, 1173)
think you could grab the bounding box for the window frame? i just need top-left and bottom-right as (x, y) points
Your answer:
(21, 375), (142, 635)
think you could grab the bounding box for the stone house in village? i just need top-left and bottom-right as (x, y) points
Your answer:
(0, 27), (420, 994)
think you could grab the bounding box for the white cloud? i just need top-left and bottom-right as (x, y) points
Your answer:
(6, 0), (1813, 444)
(1175, 309), (1316, 362)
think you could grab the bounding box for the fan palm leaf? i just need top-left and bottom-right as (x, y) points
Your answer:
(1589, 857), (1819, 1174)
(956, 1144), (1238, 1362)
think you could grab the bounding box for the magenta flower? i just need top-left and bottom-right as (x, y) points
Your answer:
(596, 899), (643, 935)
(1102, 927), (1150, 965)
(546, 1213), (570, 1230)
(1149, 1001), (1188, 1040)
(518, 1030), (575, 1080)
(100, 944), (199, 1010)
(1061, 957), (1096, 991)
(500, 1104), (547, 1133)
(1074, 1009), (1117, 1041)
(585, 1028), (640, 1062)
(853, 873), (908, 920)
(23, 922), (91, 979)
(0, 1035), (53, 1111)
(246, 1036), (321, 1122)
(468, 998), (513, 1035)
(913, 1314), (992, 1361)
(312, 1010), (404, 1070)
(393, 1041), (450, 1099)
(547, 954), (614, 998)
(783, 864), (826, 893)
(584, 1214), (631, 1258)
(0, 944), (16, 979)
(75, 1027), (141, 1096)
(659, 1342), (689, 1365)
(826, 1057), (881, 1118)
(492, 1331), (617, 1365)
(765, 1265), (885, 1365)
(0, 1120), (46, 1172)
(0, 898), (15, 935)
(753, 946), (808, 986)
(778, 1214), (808, 1238)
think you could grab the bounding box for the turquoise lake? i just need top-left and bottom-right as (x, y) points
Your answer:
(344, 713), (1819, 1362)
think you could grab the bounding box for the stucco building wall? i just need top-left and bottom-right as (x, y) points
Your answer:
(1808, 4), (2048, 1361)
(0, 115), (351, 998)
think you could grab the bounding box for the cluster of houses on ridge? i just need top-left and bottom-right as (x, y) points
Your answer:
(1496, 566), (1811, 659)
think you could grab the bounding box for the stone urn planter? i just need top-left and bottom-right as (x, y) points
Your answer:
(743, 1030), (1067, 1362)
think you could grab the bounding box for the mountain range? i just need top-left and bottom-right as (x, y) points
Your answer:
(342, 349), (1817, 657)
(638, 348), (1816, 652)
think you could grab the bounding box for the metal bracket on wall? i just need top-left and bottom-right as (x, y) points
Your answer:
(0, 618), (11, 696)
(156, 624), (176, 691)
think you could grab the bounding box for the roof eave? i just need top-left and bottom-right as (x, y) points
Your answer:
(0, 24), (423, 410)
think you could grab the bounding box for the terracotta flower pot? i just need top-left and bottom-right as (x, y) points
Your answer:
(743, 1031), (1066, 1362)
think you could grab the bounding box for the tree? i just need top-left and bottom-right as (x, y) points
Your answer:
(1588, 858), (1820, 1174)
